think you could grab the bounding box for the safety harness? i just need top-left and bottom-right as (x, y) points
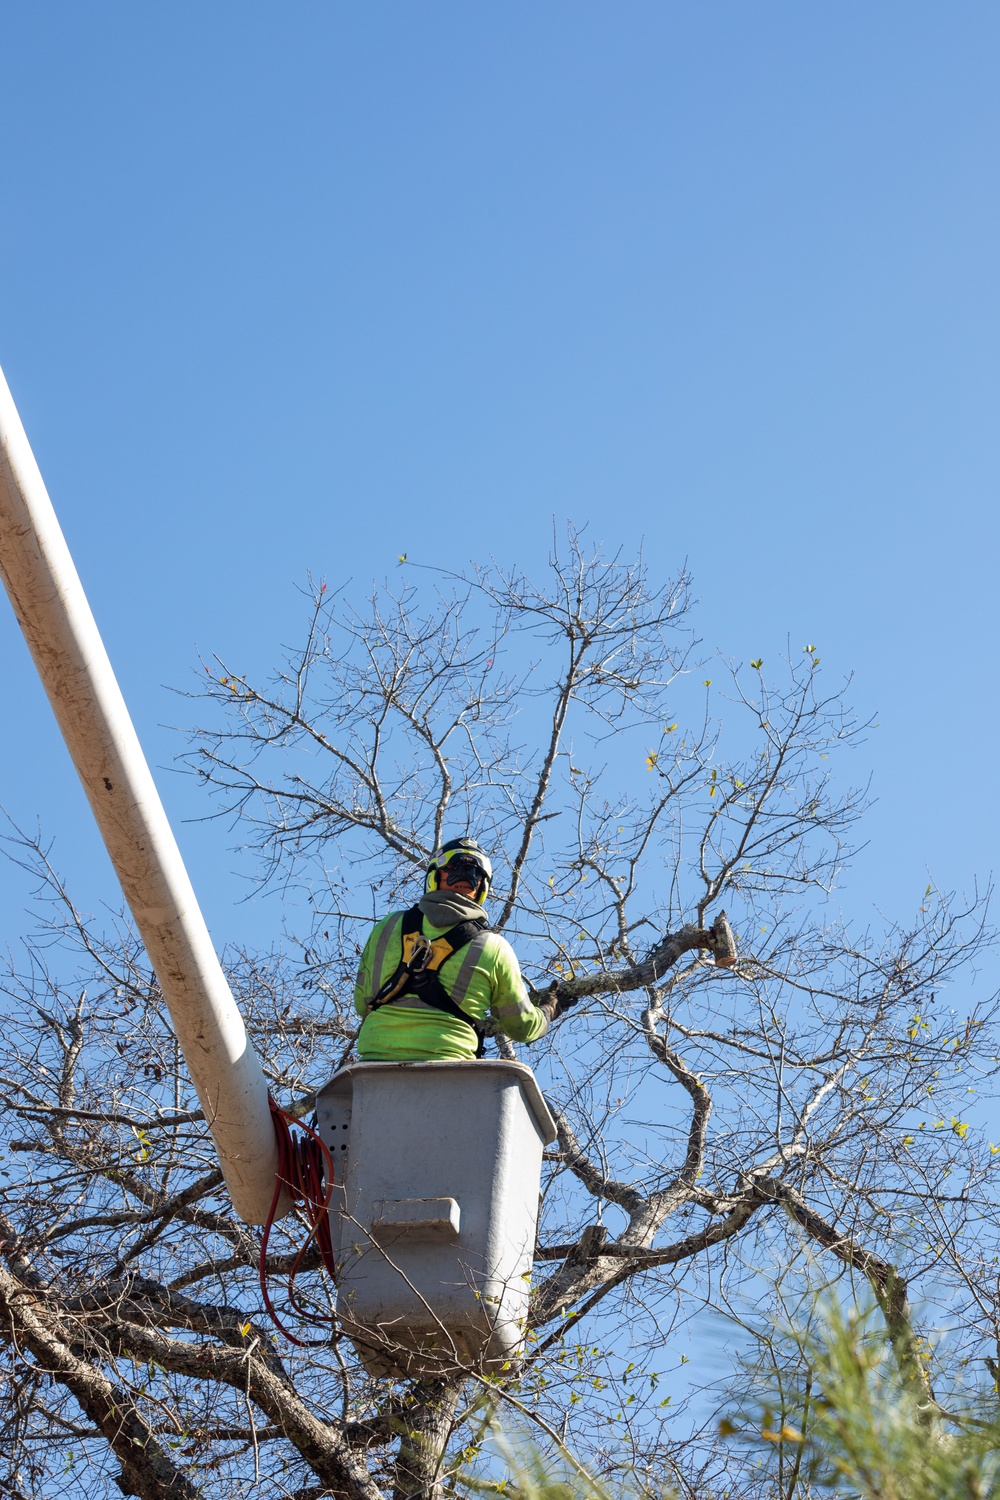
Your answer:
(366, 904), (490, 1056)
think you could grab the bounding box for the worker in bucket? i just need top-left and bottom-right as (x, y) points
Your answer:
(354, 837), (575, 1060)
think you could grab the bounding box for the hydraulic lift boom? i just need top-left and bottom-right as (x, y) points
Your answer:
(0, 363), (285, 1226)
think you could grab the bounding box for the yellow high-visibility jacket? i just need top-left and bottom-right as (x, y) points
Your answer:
(354, 910), (549, 1062)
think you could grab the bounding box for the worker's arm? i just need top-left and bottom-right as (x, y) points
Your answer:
(487, 936), (550, 1043)
(353, 919), (388, 1018)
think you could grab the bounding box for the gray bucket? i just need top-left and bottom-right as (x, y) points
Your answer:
(316, 1060), (557, 1378)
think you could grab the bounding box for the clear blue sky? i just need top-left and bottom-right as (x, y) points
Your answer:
(0, 5), (997, 1026)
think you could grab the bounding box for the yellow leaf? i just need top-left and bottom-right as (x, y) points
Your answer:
(645, 753), (658, 771)
(717, 1418), (738, 1437)
(240, 1321), (252, 1337)
(664, 723), (677, 733)
(762, 1424), (803, 1444)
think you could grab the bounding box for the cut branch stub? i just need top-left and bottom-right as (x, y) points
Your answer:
(527, 915), (738, 1006)
(710, 910), (737, 968)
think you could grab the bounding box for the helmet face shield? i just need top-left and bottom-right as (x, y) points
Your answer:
(426, 838), (493, 905)
(439, 856), (486, 889)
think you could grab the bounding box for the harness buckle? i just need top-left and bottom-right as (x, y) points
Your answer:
(408, 934), (434, 974)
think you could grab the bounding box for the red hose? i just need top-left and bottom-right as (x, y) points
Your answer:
(259, 1095), (338, 1346)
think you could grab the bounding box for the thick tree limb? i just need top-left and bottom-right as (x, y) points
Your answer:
(530, 915), (734, 1003)
(0, 1261), (203, 1500)
(392, 1376), (463, 1500)
(549, 1108), (646, 1215)
(641, 995), (713, 1218)
(530, 1197), (762, 1334)
(753, 1174), (934, 1411)
(97, 1309), (382, 1500)
(531, 1163), (933, 1419)
(67, 1276), (292, 1386)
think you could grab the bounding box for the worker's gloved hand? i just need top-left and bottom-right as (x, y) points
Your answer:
(539, 981), (580, 1024)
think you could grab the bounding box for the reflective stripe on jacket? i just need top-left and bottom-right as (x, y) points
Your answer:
(354, 910), (549, 1062)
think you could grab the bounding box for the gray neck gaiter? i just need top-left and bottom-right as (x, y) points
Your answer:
(418, 890), (487, 929)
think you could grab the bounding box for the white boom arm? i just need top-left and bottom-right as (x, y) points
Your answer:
(0, 364), (284, 1225)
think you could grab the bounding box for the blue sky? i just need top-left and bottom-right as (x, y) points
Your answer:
(0, 3), (997, 1027)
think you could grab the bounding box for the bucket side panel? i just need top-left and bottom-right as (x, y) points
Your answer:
(336, 1068), (505, 1343)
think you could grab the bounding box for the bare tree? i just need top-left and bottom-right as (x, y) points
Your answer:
(1, 532), (998, 1500)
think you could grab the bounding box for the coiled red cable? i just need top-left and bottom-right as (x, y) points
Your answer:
(259, 1095), (338, 1346)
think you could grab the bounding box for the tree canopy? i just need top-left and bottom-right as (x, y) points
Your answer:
(1, 533), (998, 1500)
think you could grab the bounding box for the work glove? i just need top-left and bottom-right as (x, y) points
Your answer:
(539, 981), (580, 1024)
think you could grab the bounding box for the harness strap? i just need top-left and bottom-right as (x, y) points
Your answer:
(370, 910), (405, 996)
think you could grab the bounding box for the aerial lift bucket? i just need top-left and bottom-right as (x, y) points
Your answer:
(317, 1060), (557, 1377)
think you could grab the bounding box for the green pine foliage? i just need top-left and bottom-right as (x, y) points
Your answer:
(461, 1302), (1000, 1500)
(724, 1298), (1000, 1500)
(452, 1415), (657, 1500)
